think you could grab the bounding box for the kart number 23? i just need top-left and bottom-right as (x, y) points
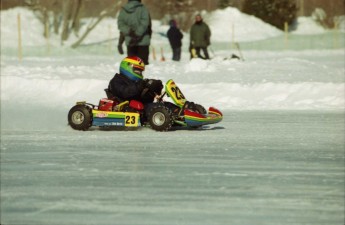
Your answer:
(125, 113), (139, 127)
(166, 79), (186, 107)
(171, 86), (185, 101)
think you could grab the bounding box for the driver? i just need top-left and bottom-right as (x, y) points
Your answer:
(108, 56), (162, 104)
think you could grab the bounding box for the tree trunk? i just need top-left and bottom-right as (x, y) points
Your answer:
(52, 0), (61, 35)
(61, 0), (73, 42)
(71, 1), (124, 48)
(70, 0), (83, 37)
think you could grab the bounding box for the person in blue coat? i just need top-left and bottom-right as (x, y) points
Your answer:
(167, 19), (183, 61)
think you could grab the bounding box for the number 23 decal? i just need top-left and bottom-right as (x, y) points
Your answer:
(125, 115), (136, 124)
(171, 86), (185, 100)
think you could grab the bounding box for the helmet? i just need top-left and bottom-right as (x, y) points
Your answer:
(119, 56), (145, 82)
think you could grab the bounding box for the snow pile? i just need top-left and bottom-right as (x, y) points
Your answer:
(0, 7), (120, 48)
(1, 51), (344, 111)
(291, 17), (326, 35)
(335, 15), (345, 32)
(205, 7), (283, 42)
(0, 8), (47, 47)
(185, 58), (216, 72)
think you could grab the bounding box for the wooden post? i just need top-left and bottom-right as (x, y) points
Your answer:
(284, 22), (289, 49)
(108, 25), (112, 54)
(231, 23), (235, 49)
(17, 13), (22, 61)
(152, 46), (156, 61)
(160, 47), (165, 61)
(45, 21), (50, 55)
(333, 21), (339, 49)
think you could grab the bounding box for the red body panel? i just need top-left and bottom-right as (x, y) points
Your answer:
(98, 98), (115, 111)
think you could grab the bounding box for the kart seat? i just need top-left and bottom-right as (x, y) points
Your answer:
(104, 88), (123, 103)
(104, 88), (114, 99)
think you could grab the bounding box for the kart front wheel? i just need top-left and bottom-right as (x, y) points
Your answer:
(68, 105), (92, 131)
(195, 104), (207, 114)
(148, 105), (173, 131)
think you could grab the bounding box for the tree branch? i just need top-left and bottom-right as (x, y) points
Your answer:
(71, 1), (123, 48)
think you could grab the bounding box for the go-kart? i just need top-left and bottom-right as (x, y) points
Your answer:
(68, 79), (222, 131)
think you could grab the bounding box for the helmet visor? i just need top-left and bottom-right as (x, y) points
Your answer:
(132, 65), (144, 76)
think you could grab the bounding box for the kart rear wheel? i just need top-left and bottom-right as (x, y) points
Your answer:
(148, 105), (173, 131)
(68, 105), (92, 131)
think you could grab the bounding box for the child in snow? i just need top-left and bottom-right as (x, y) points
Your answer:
(167, 19), (183, 61)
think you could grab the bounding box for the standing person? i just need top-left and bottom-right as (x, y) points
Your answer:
(117, 0), (152, 65)
(190, 14), (211, 60)
(167, 19), (183, 61)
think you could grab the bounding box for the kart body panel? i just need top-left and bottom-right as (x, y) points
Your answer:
(92, 110), (141, 127)
(184, 107), (223, 127)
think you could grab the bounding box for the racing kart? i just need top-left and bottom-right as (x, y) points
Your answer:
(68, 79), (222, 131)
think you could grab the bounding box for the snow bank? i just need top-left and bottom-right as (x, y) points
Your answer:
(205, 7), (283, 42)
(0, 8), (47, 47)
(1, 53), (344, 111)
(0, 7), (120, 48)
(291, 17), (326, 35)
(1, 74), (343, 111)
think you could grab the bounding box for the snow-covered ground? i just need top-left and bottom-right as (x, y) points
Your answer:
(1, 7), (344, 225)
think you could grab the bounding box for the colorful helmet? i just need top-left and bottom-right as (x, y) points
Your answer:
(119, 56), (145, 82)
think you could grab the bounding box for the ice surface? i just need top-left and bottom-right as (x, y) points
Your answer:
(1, 110), (344, 225)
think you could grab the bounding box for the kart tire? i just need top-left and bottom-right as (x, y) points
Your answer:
(148, 105), (173, 131)
(195, 104), (207, 114)
(68, 105), (92, 131)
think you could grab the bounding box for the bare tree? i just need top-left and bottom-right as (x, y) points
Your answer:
(71, 0), (125, 48)
(52, 0), (62, 35)
(61, 0), (83, 42)
(24, 0), (50, 37)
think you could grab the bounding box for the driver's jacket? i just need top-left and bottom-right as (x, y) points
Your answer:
(108, 73), (144, 101)
(108, 73), (155, 104)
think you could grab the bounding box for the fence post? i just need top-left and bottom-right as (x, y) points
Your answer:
(284, 22), (289, 49)
(160, 47), (165, 61)
(45, 21), (50, 55)
(108, 25), (112, 54)
(333, 21), (339, 49)
(231, 23), (235, 49)
(151, 46), (156, 61)
(17, 13), (22, 61)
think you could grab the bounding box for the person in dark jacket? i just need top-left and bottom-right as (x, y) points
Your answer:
(108, 56), (162, 104)
(109, 56), (200, 123)
(167, 19), (183, 61)
(190, 14), (211, 59)
(117, 0), (152, 65)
